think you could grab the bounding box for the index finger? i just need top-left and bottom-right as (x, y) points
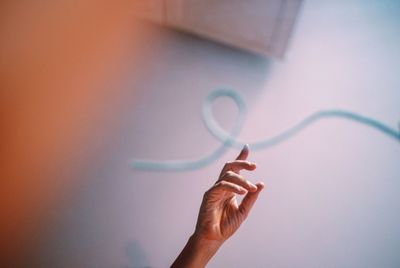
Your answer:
(236, 144), (249, 160)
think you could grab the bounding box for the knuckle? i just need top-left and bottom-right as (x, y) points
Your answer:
(225, 170), (235, 177)
(222, 162), (229, 169)
(218, 181), (227, 187)
(212, 181), (223, 190)
(204, 187), (214, 197)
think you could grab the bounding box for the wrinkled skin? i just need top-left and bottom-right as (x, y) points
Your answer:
(194, 145), (264, 243)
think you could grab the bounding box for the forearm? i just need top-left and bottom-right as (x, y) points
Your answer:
(171, 234), (222, 268)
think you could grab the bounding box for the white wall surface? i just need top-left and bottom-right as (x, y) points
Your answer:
(34, 0), (400, 267)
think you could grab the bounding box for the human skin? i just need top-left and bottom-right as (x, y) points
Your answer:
(171, 145), (264, 267)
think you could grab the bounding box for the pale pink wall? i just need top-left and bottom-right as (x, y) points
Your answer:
(2, 1), (400, 267)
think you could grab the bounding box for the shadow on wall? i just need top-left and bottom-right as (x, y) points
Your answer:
(20, 20), (274, 267)
(123, 240), (152, 268)
(114, 23), (275, 267)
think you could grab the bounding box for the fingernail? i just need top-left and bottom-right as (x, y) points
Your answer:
(243, 144), (249, 151)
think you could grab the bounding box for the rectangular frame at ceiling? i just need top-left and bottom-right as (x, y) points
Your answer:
(134, 0), (303, 58)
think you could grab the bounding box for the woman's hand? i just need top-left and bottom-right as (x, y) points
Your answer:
(194, 144), (264, 243)
(172, 145), (264, 267)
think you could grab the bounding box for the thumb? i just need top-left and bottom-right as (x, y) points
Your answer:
(238, 182), (264, 217)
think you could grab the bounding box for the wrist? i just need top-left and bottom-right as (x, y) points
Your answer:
(188, 234), (223, 266)
(190, 233), (223, 254)
(171, 234), (223, 268)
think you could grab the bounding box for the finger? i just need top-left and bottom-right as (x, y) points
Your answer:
(238, 182), (264, 217)
(212, 180), (247, 195)
(236, 144), (249, 161)
(222, 160), (256, 174)
(221, 171), (258, 192)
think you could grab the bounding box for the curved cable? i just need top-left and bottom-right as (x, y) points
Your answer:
(130, 88), (400, 171)
(130, 89), (246, 171)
